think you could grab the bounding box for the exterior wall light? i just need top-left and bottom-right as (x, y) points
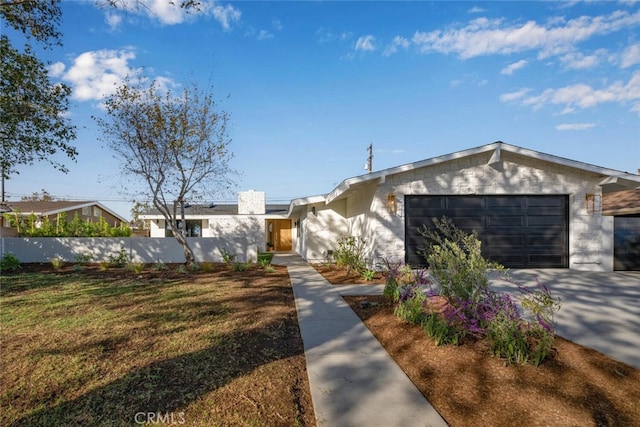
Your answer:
(387, 193), (397, 215)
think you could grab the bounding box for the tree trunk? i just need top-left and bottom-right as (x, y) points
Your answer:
(172, 226), (196, 265)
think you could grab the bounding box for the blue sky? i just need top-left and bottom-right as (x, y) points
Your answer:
(5, 0), (640, 219)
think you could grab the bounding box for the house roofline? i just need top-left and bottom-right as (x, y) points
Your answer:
(322, 141), (640, 204)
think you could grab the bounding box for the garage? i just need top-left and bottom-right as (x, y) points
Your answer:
(405, 195), (569, 268)
(613, 216), (640, 271)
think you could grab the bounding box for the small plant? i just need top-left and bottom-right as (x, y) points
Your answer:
(333, 235), (367, 274)
(99, 261), (110, 271)
(73, 253), (93, 271)
(108, 247), (130, 268)
(50, 257), (65, 270)
(0, 253), (21, 272)
(127, 262), (145, 274)
(219, 248), (236, 264)
(153, 261), (168, 271)
(75, 253), (93, 264)
(189, 262), (200, 271)
(362, 269), (377, 281)
(176, 264), (187, 274)
(232, 262), (248, 272)
(200, 262), (213, 272)
(259, 257), (271, 268)
(264, 264), (275, 273)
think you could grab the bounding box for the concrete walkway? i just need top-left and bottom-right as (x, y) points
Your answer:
(273, 253), (447, 427)
(491, 269), (640, 370)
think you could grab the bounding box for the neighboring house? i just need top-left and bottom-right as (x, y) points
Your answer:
(288, 142), (640, 271)
(139, 191), (291, 256)
(0, 200), (129, 237)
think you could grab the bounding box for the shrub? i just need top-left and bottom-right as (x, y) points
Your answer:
(200, 262), (213, 272)
(362, 269), (376, 281)
(385, 217), (561, 366)
(419, 216), (504, 303)
(258, 257), (271, 268)
(219, 248), (236, 264)
(108, 247), (130, 267)
(153, 261), (168, 271)
(333, 235), (367, 274)
(50, 257), (64, 270)
(232, 262), (248, 272)
(393, 284), (427, 325)
(0, 253), (20, 272)
(127, 262), (145, 274)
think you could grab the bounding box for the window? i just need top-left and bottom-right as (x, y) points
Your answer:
(166, 220), (202, 237)
(82, 206), (90, 215)
(93, 207), (102, 217)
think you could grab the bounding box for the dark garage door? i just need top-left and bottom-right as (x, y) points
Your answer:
(614, 215), (640, 271)
(405, 195), (569, 268)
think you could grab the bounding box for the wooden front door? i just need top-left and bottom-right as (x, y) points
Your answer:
(268, 219), (292, 251)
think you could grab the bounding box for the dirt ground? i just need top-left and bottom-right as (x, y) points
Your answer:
(315, 263), (640, 426)
(309, 264), (640, 427)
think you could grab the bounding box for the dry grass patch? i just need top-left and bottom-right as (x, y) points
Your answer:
(0, 264), (315, 427)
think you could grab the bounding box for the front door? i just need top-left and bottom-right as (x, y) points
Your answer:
(267, 219), (292, 251)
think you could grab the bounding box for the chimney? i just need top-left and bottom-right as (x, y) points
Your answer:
(238, 190), (266, 215)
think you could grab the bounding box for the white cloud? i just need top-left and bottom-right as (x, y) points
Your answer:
(101, 0), (240, 29)
(272, 19), (283, 31)
(499, 88), (533, 102)
(211, 3), (241, 30)
(316, 28), (352, 44)
(383, 36), (410, 57)
(355, 35), (376, 52)
(555, 123), (596, 130)
(411, 9), (640, 60)
(500, 59), (528, 75)
(257, 30), (273, 41)
(48, 62), (66, 78)
(502, 71), (640, 114)
(621, 43), (640, 68)
(559, 49), (607, 69)
(105, 12), (123, 30)
(468, 7), (486, 14)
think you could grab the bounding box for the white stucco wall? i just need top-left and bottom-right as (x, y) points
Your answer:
(298, 200), (348, 263)
(353, 150), (612, 271)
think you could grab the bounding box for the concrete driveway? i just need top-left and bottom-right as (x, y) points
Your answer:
(490, 269), (640, 369)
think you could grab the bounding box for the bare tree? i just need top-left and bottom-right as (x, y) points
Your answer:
(95, 76), (234, 265)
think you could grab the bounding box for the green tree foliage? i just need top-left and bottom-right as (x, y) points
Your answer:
(3, 211), (131, 237)
(0, 0), (77, 187)
(94, 76), (234, 265)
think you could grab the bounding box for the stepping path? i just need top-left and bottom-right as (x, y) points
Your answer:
(273, 253), (448, 427)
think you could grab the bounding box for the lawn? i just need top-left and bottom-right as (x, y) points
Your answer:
(0, 263), (315, 427)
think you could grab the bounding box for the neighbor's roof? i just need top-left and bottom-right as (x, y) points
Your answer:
(4, 200), (129, 222)
(140, 203), (290, 217)
(602, 189), (640, 216)
(288, 141), (640, 209)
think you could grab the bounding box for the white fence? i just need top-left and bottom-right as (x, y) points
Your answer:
(0, 237), (261, 264)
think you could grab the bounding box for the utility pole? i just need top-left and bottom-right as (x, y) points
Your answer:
(366, 143), (373, 174)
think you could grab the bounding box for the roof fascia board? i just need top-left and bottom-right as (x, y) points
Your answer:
(286, 195), (326, 217)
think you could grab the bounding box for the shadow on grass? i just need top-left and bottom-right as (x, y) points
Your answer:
(8, 315), (305, 427)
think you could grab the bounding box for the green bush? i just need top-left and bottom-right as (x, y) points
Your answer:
(108, 247), (130, 267)
(232, 262), (249, 272)
(419, 216), (503, 303)
(0, 253), (21, 272)
(219, 248), (236, 264)
(3, 211), (131, 237)
(333, 235), (367, 274)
